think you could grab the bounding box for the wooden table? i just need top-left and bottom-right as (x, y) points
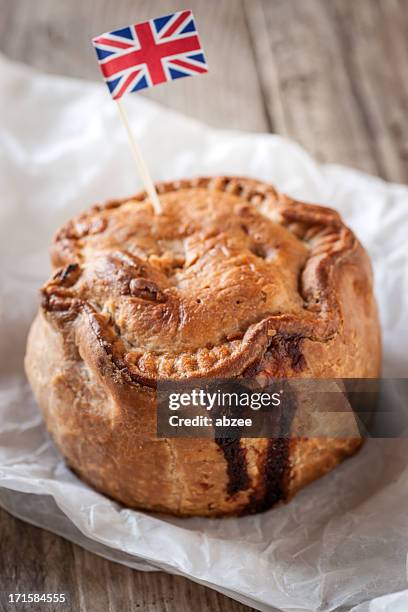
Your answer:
(0, 1), (406, 610)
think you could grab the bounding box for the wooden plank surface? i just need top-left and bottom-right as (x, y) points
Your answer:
(0, 0), (268, 132)
(0, 0), (406, 611)
(1, 0), (406, 181)
(244, 0), (408, 182)
(0, 506), (249, 612)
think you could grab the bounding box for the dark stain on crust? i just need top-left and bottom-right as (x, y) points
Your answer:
(215, 438), (250, 497)
(258, 383), (298, 512)
(215, 334), (304, 506)
(214, 368), (299, 508)
(262, 438), (291, 510)
(213, 380), (251, 498)
(270, 333), (306, 372)
(248, 439), (290, 513)
(243, 332), (306, 378)
(246, 382), (297, 514)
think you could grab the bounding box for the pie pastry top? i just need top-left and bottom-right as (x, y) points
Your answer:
(25, 176), (381, 516)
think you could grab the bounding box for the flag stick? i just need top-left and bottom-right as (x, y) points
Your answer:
(115, 100), (162, 214)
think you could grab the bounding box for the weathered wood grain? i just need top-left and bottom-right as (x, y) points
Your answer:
(0, 507), (253, 612)
(244, 0), (377, 174)
(244, 0), (408, 182)
(1, 0), (406, 179)
(328, 0), (408, 183)
(0, 0), (268, 132)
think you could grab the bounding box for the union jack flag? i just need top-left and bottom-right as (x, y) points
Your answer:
(92, 10), (208, 99)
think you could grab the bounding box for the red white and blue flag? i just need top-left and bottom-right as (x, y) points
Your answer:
(92, 10), (208, 99)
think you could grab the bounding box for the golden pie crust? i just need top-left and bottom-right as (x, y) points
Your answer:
(25, 176), (381, 516)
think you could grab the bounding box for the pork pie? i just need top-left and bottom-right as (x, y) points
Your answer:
(25, 176), (381, 516)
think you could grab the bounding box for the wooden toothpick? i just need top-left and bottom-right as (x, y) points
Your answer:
(116, 100), (161, 214)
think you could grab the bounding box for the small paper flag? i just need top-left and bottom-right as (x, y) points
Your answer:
(92, 9), (208, 99)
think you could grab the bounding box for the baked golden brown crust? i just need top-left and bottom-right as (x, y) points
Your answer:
(25, 176), (381, 516)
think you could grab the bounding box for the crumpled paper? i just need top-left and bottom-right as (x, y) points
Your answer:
(0, 53), (407, 612)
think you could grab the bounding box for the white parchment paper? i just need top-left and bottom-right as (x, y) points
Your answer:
(0, 54), (408, 612)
